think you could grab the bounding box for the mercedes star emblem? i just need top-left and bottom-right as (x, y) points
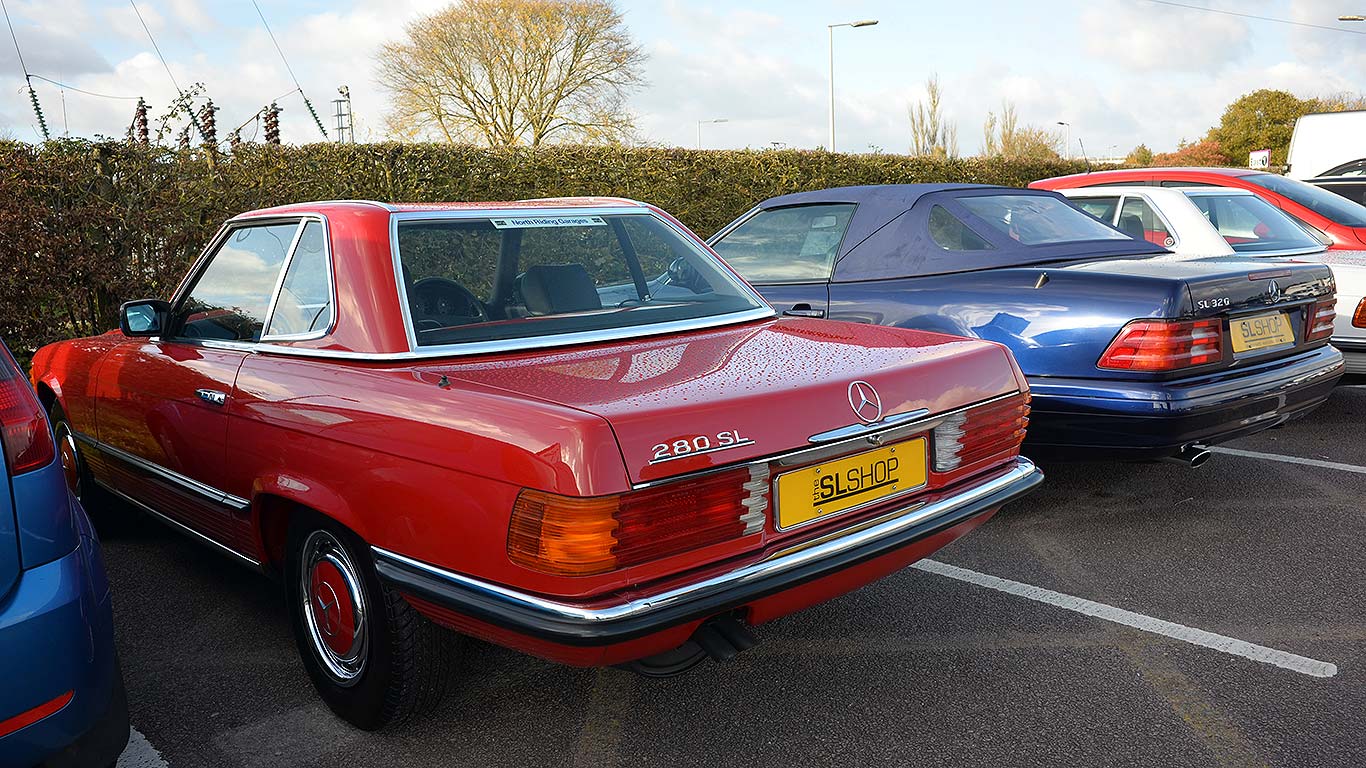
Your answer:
(848, 380), (883, 424)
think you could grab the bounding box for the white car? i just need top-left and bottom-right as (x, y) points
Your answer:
(1059, 186), (1366, 374)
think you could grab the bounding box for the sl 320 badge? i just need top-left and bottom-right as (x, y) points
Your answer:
(649, 430), (754, 465)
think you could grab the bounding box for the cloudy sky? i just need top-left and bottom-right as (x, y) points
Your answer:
(1, 0), (1363, 157)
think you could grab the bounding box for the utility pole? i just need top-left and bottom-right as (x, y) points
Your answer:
(332, 85), (354, 143)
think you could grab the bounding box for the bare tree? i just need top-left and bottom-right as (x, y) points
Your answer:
(908, 74), (958, 158)
(376, 0), (646, 146)
(981, 100), (1061, 160)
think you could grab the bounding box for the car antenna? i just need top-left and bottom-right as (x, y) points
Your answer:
(1077, 138), (1093, 174)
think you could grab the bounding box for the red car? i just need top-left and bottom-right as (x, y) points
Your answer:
(29, 199), (1041, 730)
(1032, 167), (1366, 250)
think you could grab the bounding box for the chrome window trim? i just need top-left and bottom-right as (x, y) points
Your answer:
(371, 457), (1039, 626)
(168, 214), (339, 345)
(260, 217), (339, 342)
(74, 431), (251, 510)
(387, 207), (775, 357)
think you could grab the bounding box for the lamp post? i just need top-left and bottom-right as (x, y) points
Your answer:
(1056, 121), (1071, 160)
(827, 19), (878, 152)
(696, 118), (728, 149)
(1339, 14), (1365, 21)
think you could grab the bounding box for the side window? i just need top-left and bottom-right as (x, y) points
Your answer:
(1117, 197), (1175, 246)
(711, 204), (855, 283)
(265, 221), (332, 338)
(928, 205), (995, 251)
(1160, 180), (1217, 188)
(1070, 197), (1120, 224)
(175, 222), (299, 342)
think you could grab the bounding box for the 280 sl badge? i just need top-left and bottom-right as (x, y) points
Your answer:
(649, 429), (754, 464)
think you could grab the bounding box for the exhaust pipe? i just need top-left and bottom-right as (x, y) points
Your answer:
(1164, 443), (1212, 468)
(618, 614), (758, 678)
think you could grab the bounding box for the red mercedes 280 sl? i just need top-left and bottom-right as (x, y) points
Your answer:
(30, 198), (1042, 729)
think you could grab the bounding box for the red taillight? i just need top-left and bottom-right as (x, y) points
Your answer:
(508, 466), (768, 576)
(0, 348), (54, 476)
(1354, 298), (1366, 329)
(1098, 318), (1224, 371)
(1307, 299), (1336, 341)
(0, 690), (73, 738)
(933, 394), (1030, 472)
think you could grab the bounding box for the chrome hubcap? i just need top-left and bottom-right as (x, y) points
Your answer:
(299, 530), (368, 685)
(55, 425), (82, 500)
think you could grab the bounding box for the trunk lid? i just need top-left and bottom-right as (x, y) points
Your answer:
(429, 318), (1023, 485)
(1065, 257), (1336, 365)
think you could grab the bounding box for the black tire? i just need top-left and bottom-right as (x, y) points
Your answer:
(286, 513), (458, 730)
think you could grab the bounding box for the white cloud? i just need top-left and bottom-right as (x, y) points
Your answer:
(1079, 0), (1257, 72)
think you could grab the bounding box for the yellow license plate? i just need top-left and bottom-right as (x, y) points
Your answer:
(775, 438), (927, 530)
(1231, 311), (1294, 353)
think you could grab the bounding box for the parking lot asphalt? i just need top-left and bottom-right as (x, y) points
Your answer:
(106, 386), (1366, 768)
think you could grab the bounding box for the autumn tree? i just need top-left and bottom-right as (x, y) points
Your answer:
(1208, 89), (1317, 167)
(1150, 138), (1230, 167)
(1125, 144), (1154, 166)
(908, 74), (958, 158)
(376, 0), (646, 146)
(981, 101), (1061, 160)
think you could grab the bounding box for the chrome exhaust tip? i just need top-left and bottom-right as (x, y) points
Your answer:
(1164, 443), (1212, 468)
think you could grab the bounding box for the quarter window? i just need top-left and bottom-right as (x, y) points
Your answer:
(1070, 196), (1120, 224)
(176, 222), (299, 342)
(927, 205), (994, 251)
(1117, 197), (1175, 247)
(266, 221), (332, 337)
(711, 204), (854, 283)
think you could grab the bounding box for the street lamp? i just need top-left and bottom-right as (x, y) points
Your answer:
(696, 118), (728, 149)
(1056, 121), (1071, 160)
(827, 19), (878, 152)
(1339, 14), (1365, 21)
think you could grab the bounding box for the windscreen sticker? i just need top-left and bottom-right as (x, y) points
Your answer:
(489, 215), (607, 229)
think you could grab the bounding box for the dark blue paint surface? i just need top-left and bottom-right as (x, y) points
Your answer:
(0, 338), (128, 767)
(712, 185), (1344, 459)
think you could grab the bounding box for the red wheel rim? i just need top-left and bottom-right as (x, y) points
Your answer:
(309, 560), (358, 657)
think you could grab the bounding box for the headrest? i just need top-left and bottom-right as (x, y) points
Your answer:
(518, 264), (602, 315)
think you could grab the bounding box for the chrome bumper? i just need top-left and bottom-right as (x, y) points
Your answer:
(372, 457), (1043, 645)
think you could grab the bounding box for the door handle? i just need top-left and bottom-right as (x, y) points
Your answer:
(196, 389), (227, 406)
(782, 303), (825, 319)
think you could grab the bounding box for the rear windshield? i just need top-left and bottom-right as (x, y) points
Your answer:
(1187, 194), (1323, 254)
(395, 213), (767, 347)
(1244, 173), (1366, 227)
(958, 194), (1132, 245)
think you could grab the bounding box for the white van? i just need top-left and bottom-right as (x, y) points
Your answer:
(1286, 110), (1366, 179)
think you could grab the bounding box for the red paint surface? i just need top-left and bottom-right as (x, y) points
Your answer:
(32, 199), (1030, 666)
(310, 561), (357, 657)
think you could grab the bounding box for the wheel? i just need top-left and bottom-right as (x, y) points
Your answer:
(286, 515), (458, 730)
(47, 401), (121, 531)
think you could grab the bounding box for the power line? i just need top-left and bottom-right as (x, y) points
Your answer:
(1141, 0), (1366, 36)
(129, 0), (205, 140)
(250, 0), (329, 140)
(1, 0), (48, 139)
(29, 74), (142, 100)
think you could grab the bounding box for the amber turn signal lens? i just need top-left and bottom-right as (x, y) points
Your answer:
(507, 491), (621, 576)
(1353, 298), (1366, 329)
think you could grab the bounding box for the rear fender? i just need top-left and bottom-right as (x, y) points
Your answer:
(249, 476), (361, 572)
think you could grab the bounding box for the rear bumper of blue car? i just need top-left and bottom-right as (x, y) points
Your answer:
(0, 501), (129, 768)
(1024, 344), (1344, 460)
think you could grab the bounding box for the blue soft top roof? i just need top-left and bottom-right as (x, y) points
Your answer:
(751, 184), (1167, 280)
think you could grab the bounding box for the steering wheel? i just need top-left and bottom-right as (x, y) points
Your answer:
(666, 257), (710, 294)
(409, 277), (489, 326)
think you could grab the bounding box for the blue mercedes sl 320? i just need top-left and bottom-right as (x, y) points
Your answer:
(708, 184), (1344, 463)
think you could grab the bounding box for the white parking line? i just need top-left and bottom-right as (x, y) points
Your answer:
(1209, 446), (1366, 475)
(913, 559), (1338, 678)
(117, 727), (169, 768)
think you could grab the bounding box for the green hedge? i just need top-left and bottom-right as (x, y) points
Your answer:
(0, 140), (1090, 358)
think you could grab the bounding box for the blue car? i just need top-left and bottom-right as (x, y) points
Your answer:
(709, 184), (1344, 463)
(0, 339), (128, 767)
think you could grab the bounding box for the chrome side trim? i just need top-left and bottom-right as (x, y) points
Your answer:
(808, 408), (931, 443)
(74, 432), (250, 511)
(93, 478), (262, 570)
(372, 457), (1039, 627)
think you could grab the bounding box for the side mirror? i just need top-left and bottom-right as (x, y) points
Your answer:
(119, 300), (171, 337)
